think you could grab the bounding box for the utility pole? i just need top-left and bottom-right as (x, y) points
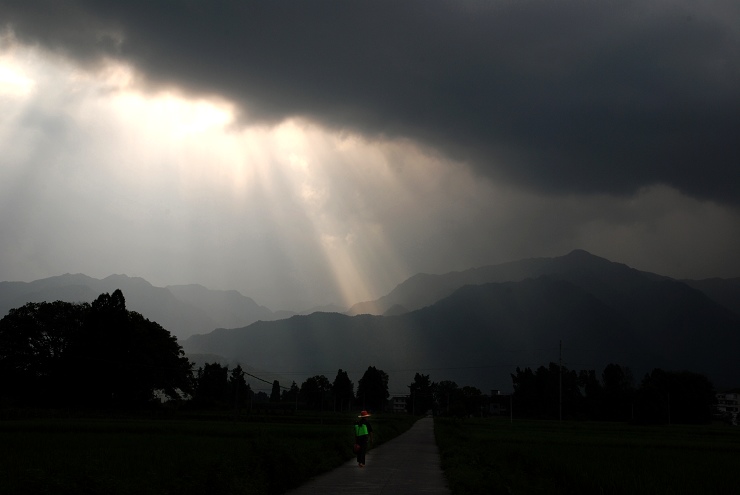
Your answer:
(234, 373), (240, 421)
(559, 340), (563, 422)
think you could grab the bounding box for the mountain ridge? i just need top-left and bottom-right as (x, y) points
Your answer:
(348, 250), (680, 316)
(182, 259), (740, 394)
(178, 251), (740, 392)
(2, 250), (739, 372)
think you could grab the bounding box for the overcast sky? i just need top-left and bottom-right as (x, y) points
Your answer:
(1, 0), (739, 311)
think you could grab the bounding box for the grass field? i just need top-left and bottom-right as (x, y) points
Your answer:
(0, 411), (417, 495)
(435, 417), (740, 495)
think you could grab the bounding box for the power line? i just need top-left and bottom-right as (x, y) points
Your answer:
(240, 370), (291, 391)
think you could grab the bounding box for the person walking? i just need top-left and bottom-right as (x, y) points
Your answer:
(354, 410), (373, 467)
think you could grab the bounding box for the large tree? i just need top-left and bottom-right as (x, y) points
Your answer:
(73, 290), (192, 405)
(194, 362), (230, 407)
(0, 300), (87, 405)
(511, 363), (582, 419)
(229, 364), (251, 408)
(435, 380), (461, 416)
(356, 366), (389, 411)
(332, 369), (354, 411)
(460, 385), (484, 417)
(600, 363), (635, 421)
(270, 380), (281, 402)
(299, 375), (332, 410)
(281, 381), (299, 404)
(407, 373), (435, 415)
(0, 290), (192, 407)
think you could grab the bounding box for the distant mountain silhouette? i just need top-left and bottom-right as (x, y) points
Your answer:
(3, 251), (739, 393)
(383, 304), (410, 316)
(0, 274), (282, 339)
(166, 284), (275, 330)
(182, 252), (740, 393)
(347, 250), (669, 315)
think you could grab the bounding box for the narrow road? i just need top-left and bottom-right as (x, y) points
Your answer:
(286, 416), (451, 494)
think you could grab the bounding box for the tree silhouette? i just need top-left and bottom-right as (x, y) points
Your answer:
(461, 385), (484, 416)
(194, 363), (230, 407)
(635, 369), (714, 424)
(332, 369), (354, 411)
(511, 363), (582, 419)
(229, 365), (251, 408)
(356, 366), (389, 411)
(300, 375), (332, 410)
(270, 380), (281, 402)
(600, 363), (635, 420)
(281, 381), (299, 404)
(0, 300), (87, 405)
(407, 373), (435, 415)
(578, 369), (603, 418)
(0, 290), (192, 408)
(435, 380), (463, 416)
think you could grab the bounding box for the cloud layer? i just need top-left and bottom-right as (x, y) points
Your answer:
(1, 1), (739, 310)
(3, 0), (739, 203)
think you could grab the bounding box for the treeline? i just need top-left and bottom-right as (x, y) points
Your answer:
(407, 372), (487, 417)
(408, 364), (718, 424)
(510, 363), (717, 424)
(0, 291), (722, 424)
(188, 362), (390, 412)
(0, 290), (393, 413)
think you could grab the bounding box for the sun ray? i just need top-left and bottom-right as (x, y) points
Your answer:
(1, 42), (424, 309)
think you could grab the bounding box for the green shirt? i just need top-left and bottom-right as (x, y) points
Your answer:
(354, 423), (369, 436)
(354, 419), (372, 437)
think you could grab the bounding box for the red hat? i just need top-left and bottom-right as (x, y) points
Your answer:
(358, 410), (371, 418)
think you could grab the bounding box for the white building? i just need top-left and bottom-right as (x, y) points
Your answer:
(715, 392), (739, 425)
(390, 395), (409, 413)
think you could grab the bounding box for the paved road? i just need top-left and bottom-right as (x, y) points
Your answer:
(286, 416), (451, 494)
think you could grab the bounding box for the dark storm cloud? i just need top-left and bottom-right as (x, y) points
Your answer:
(3, 0), (739, 203)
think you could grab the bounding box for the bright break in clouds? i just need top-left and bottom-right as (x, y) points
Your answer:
(1, 0), (739, 310)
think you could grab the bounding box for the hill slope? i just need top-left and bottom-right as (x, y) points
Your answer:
(183, 272), (740, 394)
(347, 250), (671, 315)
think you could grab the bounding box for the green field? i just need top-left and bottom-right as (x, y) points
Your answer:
(435, 417), (740, 495)
(6, 412), (738, 495)
(0, 411), (416, 495)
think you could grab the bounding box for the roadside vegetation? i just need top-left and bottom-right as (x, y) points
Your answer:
(435, 417), (740, 495)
